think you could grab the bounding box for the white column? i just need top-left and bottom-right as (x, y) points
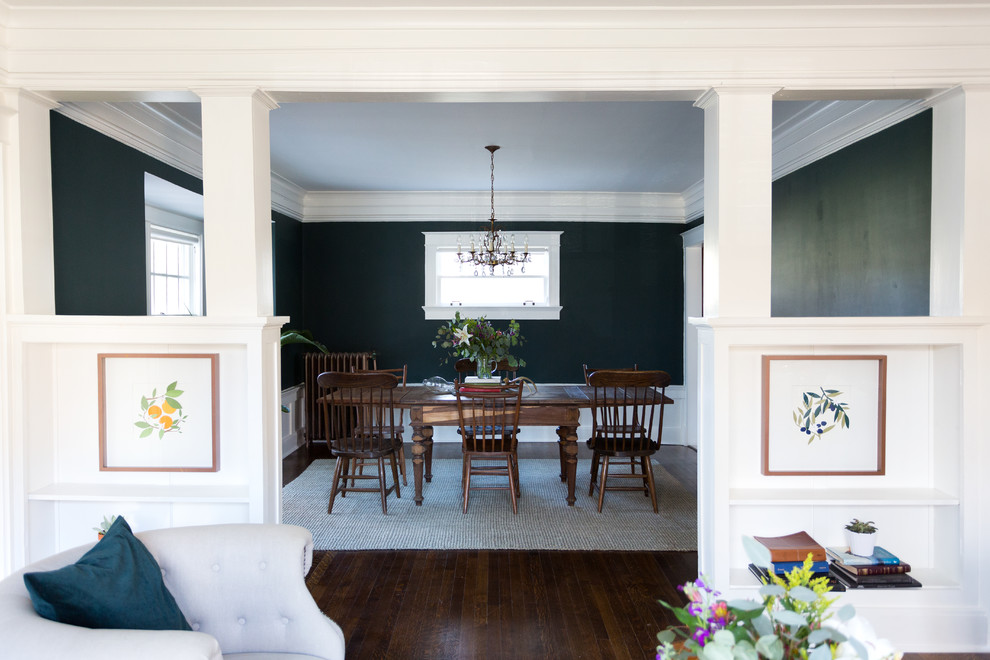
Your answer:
(930, 85), (990, 317)
(2, 90), (58, 315)
(198, 90), (277, 317)
(694, 88), (776, 318)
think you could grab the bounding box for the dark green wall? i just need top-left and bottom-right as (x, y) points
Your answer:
(300, 221), (685, 385)
(273, 211), (308, 386)
(51, 111), (203, 315)
(771, 110), (932, 316)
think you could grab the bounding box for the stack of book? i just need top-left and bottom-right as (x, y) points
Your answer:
(748, 531), (845, 591)
(460, 376), (504, 393)
(826, 546), (922, 589)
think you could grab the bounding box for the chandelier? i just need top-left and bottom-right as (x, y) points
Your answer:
(457, 145), (530, 276)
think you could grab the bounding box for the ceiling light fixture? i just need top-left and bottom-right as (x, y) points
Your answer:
(457, 145), (530, 276)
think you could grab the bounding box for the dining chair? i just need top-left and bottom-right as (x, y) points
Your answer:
(454, 357), (518, 381)
(586, 369), (671, 513)
(455, 379), (524, 514)
(317, 371), (402, 514)
(580, 364), (640, 479)
(350, 364), (408, 486)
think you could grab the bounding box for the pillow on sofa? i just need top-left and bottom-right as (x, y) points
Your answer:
(23, 516), (192, 631)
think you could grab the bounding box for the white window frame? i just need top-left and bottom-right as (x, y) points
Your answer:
(145, 206), (205, 316)
(423, 231), (562, 320)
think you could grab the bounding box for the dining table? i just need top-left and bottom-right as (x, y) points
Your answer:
(395, 384), (674, 507)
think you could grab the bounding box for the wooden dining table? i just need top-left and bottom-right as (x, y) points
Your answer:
(395, 384), (674, 507)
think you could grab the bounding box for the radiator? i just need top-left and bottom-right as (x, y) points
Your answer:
(304, 351), (377, 448)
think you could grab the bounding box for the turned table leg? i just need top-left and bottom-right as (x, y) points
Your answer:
(410, 424), (433, 506)
(556, 425), (579, 506)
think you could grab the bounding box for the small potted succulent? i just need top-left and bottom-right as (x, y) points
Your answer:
(93, 514), (118, 540)
(844, 518), (878, 556)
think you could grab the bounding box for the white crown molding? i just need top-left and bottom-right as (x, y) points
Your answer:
(771, 98), (932, 180)
(303, 190), (686, 224)
(58, 92), (931, 225)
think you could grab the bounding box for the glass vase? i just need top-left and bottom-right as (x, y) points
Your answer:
(475, 356), (493, 380)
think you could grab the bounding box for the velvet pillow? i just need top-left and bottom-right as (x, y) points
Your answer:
(23, 516), (192, 631)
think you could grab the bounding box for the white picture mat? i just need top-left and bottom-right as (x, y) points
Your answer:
(101, 354), (217, 470)
(764, 357), (883, 474)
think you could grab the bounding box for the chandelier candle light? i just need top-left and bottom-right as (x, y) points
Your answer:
(457, 145), (530, 276)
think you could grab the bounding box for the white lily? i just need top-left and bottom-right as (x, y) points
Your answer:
(452, 325), (473, 347)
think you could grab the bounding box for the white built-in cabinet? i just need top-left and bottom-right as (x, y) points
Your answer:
(693, 316), (988, 652)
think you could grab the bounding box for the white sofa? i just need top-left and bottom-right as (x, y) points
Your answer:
(0, 523), (346, 660)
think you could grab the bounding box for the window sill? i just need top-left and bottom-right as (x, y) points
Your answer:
(423, 305), (562, 321)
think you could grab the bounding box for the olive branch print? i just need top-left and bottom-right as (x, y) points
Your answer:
(793, 387), (850, 444)
(135, 380), (188, 439)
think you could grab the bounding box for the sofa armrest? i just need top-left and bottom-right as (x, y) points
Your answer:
(0, 594), (221, 660)
(138, 524), (344, 660)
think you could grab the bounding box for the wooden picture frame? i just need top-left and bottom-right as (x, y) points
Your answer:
(761, 355), (886, 476)
(98, 353), (219, 472)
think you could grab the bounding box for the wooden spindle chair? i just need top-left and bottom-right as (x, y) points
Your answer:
(580, 364), (640, 480)
(317, 371), (402, 514)
(586, 369), (671, 513)
(350, 365), (408, 486)
(455, 380), (524, 514)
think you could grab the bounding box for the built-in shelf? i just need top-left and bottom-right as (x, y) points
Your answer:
(729, 566), (958, 591)
(728, 487), (959, 506)
(28, 483), (251, 503)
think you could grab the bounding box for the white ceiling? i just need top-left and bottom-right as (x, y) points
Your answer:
(157, 99), (833, 195)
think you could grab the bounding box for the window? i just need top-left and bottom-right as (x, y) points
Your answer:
(144, 173), (205, 316)
(423, 231), (561, 320)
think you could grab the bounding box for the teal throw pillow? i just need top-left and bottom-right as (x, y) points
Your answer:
(23, 516), (192, 631)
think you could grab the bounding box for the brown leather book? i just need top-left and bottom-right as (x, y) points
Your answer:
(831, 561), (911, 576)
(752, 531), (827, 562)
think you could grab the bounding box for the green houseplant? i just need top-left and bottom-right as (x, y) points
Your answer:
(93, 514), (118, 540)
(844, 519), (878, 557)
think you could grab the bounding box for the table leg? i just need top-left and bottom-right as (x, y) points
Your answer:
(410, 424), (433, 506)
(556, 425), (579, 506)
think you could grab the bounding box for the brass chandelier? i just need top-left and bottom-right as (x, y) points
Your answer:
(457, 145), (530, 276)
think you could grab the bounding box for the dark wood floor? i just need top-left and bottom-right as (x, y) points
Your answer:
(285, 442), (987, 660)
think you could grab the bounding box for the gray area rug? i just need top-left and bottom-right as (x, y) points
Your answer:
(282, 458), (697, 551)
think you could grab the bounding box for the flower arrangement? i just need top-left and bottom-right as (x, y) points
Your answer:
(656, 547), (901, 660)
(432, 311), (525, 378)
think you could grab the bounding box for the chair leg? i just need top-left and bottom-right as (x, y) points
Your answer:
(597, 455), (609, 513)
(462, 455), (471, 514)
(390, 452), (401, 499)
(397, 442), (407, 486)
(641, 457), (650, 496)
(328, 457), (344, 514)
(644, 456), (659, 513)
(378, 457), (388, 514)
(511, 453), (521, 498)
(506, 455), (519, 514)
(339, 458), (350, 498)
(588, 451), (600, 496)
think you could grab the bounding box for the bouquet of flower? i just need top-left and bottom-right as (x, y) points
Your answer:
(432, 311), (526, 375)
(656, 546), (901, 660)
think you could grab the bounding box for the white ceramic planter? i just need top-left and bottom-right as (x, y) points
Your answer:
(846, 530), (877, 557)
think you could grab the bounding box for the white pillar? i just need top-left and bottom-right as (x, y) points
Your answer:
(930, 85), (990, 317)
(694, 88), (776, 318)
(2, 90), (58, 316)
(198, 90), (277, 317)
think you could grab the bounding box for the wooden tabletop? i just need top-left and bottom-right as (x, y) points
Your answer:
(396, 384), (673, 407)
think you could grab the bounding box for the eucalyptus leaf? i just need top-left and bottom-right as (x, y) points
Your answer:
(743, 536), (772, 568)
(772, 610), (808, 628)
(808, 629), (835, 645)
(712, 630), (736, 647)
(751, 614), (773, 637)
(809, 645), (833, 660)
(838, 603), (857, 621)
(849, 637), (869, 660)
(657, 630), (676, 643)
(727, 599), (764, 613)
(732, 640), (758, 660)
(788, 586), (819, 603)
(758, 583), (785, 598)
(702, 643), (735, 660)
(755, 635), (783, 660)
